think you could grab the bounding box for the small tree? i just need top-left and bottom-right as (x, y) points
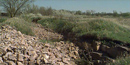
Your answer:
(39, 6), (46, 15)
(86, 10), (91, 16)
(113, 10), (118, 17)
(75, 10), (82, 15)
(0, 0), (34, 17)
(46, 7), (53, 15)
(24, 4), (39, 14)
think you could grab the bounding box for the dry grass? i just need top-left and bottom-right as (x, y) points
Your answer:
(0, 17), (34, 36)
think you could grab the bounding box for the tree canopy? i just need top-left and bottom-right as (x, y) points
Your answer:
(0, 0), (34, 17)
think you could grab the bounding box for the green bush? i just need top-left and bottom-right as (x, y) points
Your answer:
(38, 18), (74, 34)
(73, 19), (130, 43)
(0, 18), (7, 23)
(38, 18), (130, 44)
(0, 17), (34, 36)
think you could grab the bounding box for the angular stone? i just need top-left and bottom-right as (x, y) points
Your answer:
(23, 61), (29, 65)
(57, 62), (64, 65)
(62, 58), (70, 64)
(0, 57), (3, 63)
(27, 50), (36, 56)
(17, 54), (24, 62)
(43, 58), (48, 63)
(44, 43), (50, 47)
(8, 54), (17, 61)
(56, 47), (61, 50)
(43, 54), (49, 59)
(92, 41), (101, 51)
(0, 48), (6, 56)
(30, 55), (36, 62)
(17, 31), (22, 36)
(17, 62), (24, 65)
(29, 51), (38, 62)
(6, 61), (16, 65)
(3, 52), (13, 61)
(69, 53), (77, 60)
(36, 56), (41, 65)
(29, 61), (35, 65)
(70, 43), (74, 47)
(0, 62), (8, 65)
(74, 51), (79, 56)
(7, 47), (13, 52)
(27, 46), (34, 51)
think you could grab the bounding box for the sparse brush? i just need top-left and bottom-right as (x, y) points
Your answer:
(0, 17), (34, 36)
(38, 18), (130, 45)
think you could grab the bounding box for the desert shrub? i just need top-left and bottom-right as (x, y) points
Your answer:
(20, 13), (42, 23)
(75, 10), (82, 15)
(31, 17), (41, 23)
(120, 13), (130, 17)
(0, 17), (34, 36)
(20, 13), (35, 22)
(38, 18), (74, 34)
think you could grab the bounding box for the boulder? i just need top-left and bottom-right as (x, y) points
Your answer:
(92, 41), (101, 51)
(0, 48), (6, 56)
(6, 61), (16, 65)
(17, 62), (24, 65)
(36, 56), (41, 65)
(29, 61), (35, 65)
(43, 58), (48, 64)
(3, 52), (16, 61)
(0, 57), (3, 63)
(43, 54), (49, 59)
(56, 62), (64, 65)
(0, 62), (8, 65)
(17, 54), (24, 62)
(69, 52), (77, 60)
(62, 57), (70, 64)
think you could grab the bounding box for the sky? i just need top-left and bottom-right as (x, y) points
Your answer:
(34, 0), (130, 13)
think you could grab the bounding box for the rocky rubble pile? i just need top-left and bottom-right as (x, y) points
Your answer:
(0, 25), (80, 65)
(32, 24), (63, 41)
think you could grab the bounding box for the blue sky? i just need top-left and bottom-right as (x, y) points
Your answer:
(34, 0), (130, 13)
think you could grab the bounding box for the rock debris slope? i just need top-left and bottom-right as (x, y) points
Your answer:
(32, 24), (63, 41)
(0, 25), (80, 65)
